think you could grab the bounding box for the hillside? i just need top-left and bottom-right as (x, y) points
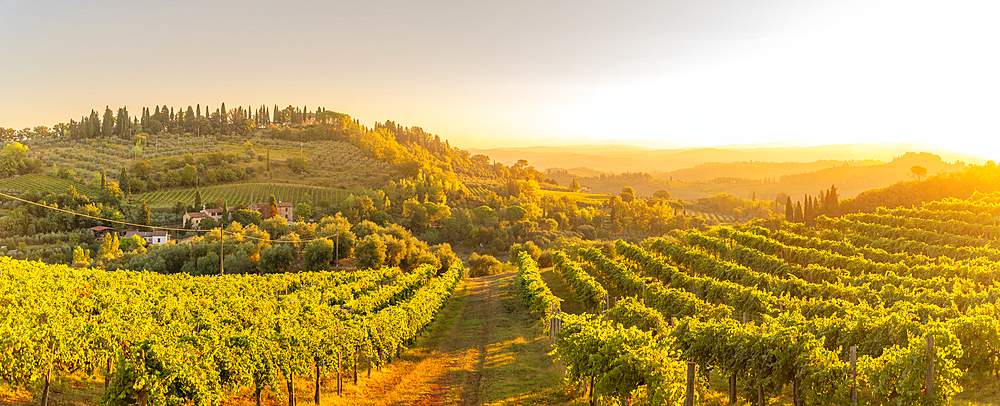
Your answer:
(655, 159), (881, 182)
(545, 152), (966, 203)
(469, 142), (982, 175)
(839, 161), (1000, 214)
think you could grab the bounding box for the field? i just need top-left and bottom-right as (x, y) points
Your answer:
(5, 193), (1000, 405)
(687, 209), (735, 224)
(540, 190), (613, 207)
(516, 192), (1000, 405)
(0, 260), (467, 406)
(467, 185), (612, 207)
(134, 182), (351, 208)
(0, 174), (100, 197)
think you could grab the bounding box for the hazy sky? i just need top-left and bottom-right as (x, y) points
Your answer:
(2, 0), (998, 158)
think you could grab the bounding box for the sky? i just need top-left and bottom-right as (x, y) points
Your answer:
(2, 0), (999, 159)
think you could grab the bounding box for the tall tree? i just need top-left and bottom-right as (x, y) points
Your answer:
(119, 167), (130, 196)
(785, 196), (793, 220)
(794, 202), (804, 223)
(139, 199), (151, 231)
(803, 194), (811, 225)
(101, 107), (115, 137)
(826, 185), (839, 217)
(221, 201), (229, 226)
(100, 169), (107, 190)
(195, 190), (203, 211)
(569, 179), (581, 193)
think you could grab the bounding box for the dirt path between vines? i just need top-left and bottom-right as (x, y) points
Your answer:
(294, 270), (571, 406)
(1, 272), (572, 406)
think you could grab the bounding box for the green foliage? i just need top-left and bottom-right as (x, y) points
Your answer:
(286, 156), (308, 174)
(303, 238), (334, 272)
(509, 241), (541, 263)
(467, 253), (502, 277)
(355, 234), (387, 270)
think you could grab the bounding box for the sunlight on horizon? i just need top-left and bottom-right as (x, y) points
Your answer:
(1, 0), (997, 160)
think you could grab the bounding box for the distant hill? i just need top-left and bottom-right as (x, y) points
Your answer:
(546, 152), (967, 203)
(655, 160), (882, 183)
(468, 142), (982, 174)
(839, 162), (1000, 214)
(722, 152), (966, 203)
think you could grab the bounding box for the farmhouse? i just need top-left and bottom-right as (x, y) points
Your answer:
(88, 226), (118, 239)
(247, 201), (295, 223)
(124, 230), (170, 245)
(182, 211), (209, 230)
(183, 202), (294, 229)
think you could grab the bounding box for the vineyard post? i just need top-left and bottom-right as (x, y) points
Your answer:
(926, 335), (935, 400)
(219, 227), (224, 275)
(589, 376), (596, 406)
(41, 341), (53, 406)
(758, 386), (764, 406)
(313, 361), (321, 405)
(337, 350), (343, 396)
(850, 346), (857, 405)
(287, 372), (295, 406)
(793, 377), (800, 406)
(729, 373), (737, 405)
(354, 347), (359, 385)
(684, 362), (695, 406)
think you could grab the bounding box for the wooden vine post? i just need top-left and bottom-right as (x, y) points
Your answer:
(313, 361), (321, 405)
(926, 335), (935, 401)
(850, 345), (857, 405)
(337, 349), (343, 396)
(728, 373), (737, 405)
(684, 362), (696, 406)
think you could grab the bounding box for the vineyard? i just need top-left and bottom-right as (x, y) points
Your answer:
(0, 257), (464, 405)
(515, 192), (1000, 405)
(0, 174), (100, 198)
(134, 183), (350, 209)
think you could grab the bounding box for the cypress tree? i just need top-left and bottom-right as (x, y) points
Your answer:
(119, 167), (130, 196)
(827, 185), (839, 216)
(139, 199), (151, 231)
(221, 201), (229, 226)
(803, 194), (811, 225)
(195, 190), (203, 211)
(785, 196), (793, 220)
(794, 202), (804, 223)
(102, 107), (115, 137)
(100, 169), (107, 191)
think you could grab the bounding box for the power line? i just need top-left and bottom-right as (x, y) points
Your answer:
(0, 191), (339, 244)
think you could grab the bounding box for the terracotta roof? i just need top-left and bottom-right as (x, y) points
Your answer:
(89, 226), (116, 231)
(204, 208), (225, 213)
(185, 212), (207, 218)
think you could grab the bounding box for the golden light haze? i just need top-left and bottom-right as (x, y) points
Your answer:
(2, 0), (998, 159)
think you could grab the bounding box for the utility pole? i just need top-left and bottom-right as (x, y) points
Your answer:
(219, 227), (224, 275)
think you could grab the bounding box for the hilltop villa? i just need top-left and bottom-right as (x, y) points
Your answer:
(183, 202), (294, 230)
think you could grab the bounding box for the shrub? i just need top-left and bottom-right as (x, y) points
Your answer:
(468, 253), (502, 277)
